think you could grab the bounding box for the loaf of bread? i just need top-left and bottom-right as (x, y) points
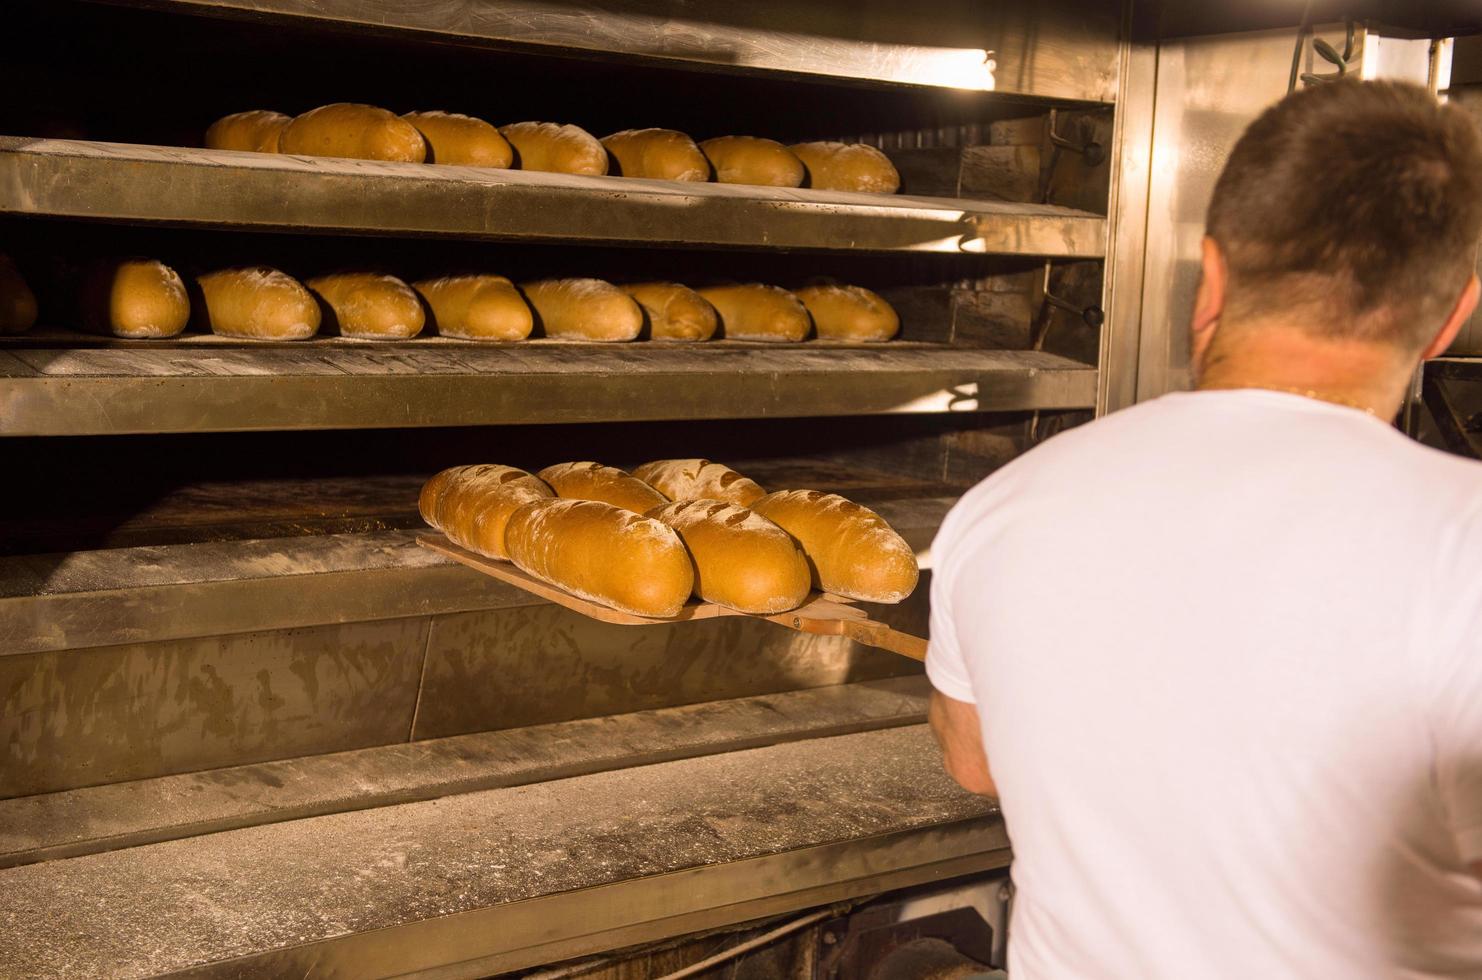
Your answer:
(697, 284), (811, 342)
(195, 267), (321, 340)
(522, 279), (643, 342)
(794, 284), (900, 342)
(419, 464), (553, 560)
(306, 272), (425, 339)
(80, 258), (190, 338)
(647, 500), (810, 613)
(0, 253), (38, 335)
(279, 103), (427, 162)
(413, 275), (533, 341)
(205, 110), (290, 153)
(632, 459), (765, 506)
(505, 497), (694, 617)
(538, 461), (668, 513)
(621, 282), (717, 341)
(499, 122), (608, 176)
(601, 128), (710, 182)
(699, 136), (804, 187)
(790, 142), (900, 194)
(750, 490), (919, 602)
(402, 111), (513, 168)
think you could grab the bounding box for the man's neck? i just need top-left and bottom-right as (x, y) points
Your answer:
(1195, 324), (1413, 420)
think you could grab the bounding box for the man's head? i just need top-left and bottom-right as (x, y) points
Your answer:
(1194, 80), (1482, 377)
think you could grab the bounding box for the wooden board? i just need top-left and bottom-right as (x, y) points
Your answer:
(417, 534), (927, 661)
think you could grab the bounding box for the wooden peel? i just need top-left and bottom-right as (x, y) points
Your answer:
(418, 533), (927, 661)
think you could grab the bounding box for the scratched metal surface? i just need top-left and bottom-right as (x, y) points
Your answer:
(55, 0), (1122, 98)
(410, 580), (929, 739)
(0, 618), (428, 798)
(0, 724), (998, 980)
(0, 676), (930, 867)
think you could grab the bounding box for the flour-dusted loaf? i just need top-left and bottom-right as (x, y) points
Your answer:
(204, 110), (290, 153)
(505, 497), (695, 617)
(699, 136), (805, 187)
(632, 459), (765, 506)
(601, 128), (710, 181)
(521, 278), (644, 341)
(279, 103), (427, 162)
(696, 284), (811, 342)
(419, 464), (553, 560)
(306, 272), (425, 339)
(647, 499), (810, 613)
(499, 121), (608, 175)
(621, 282), (718, 341)
(794, 284), (900, 342)
(0, 253), (38, 334)
(538, 461), (668, 513)
(413, 275), (533, 341)
(750, 490), (919, 602)
(195, 267), (321, 340)
(80, 258), (190, 338)
(790, 141), (900, 194)
(402, 110), (513, 168)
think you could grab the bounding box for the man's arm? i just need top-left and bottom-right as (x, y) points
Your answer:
(928, 689), (997, 797)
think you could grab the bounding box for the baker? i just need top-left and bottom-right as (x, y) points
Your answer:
(927, 79), (1482, 976)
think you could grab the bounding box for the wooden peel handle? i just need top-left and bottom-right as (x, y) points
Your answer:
(766, 612), (928, 662)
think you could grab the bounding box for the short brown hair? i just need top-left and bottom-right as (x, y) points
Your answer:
(1206, 79), (1482, 348)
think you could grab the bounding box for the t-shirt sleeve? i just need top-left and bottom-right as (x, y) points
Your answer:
(925, 527), (976, 704)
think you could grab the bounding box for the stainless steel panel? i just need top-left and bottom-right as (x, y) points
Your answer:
(107, 0), (1120, 100)
(0, 619), (427, 797)
(0, 343), (1099, 435)
(0, 139), (1108, 256)
(0, 724), (1002, 980)
(0, 677), (931, 867)
(411, 584), (929, 739)
(1098, 33), (1156, 414)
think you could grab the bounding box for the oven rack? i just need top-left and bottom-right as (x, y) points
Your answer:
(0, 138), (1106, 257)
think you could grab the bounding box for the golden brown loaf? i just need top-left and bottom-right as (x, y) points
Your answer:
(401, 110), (513, 168)
(632, 459), (766, 506)
(538, 461), (668, 513)
(750, 490), (919, 602)
(621, 282), (718, 341)
(505, 498), (695, 617)
(195, 267), (321, 340)
(0, 253), (38, 335)
(499, 121), (608, 176)
(794, 284), (900, 342)
(306, 272), (425, 340)
(789, 142), (900, 194)
(419, 464), (553, 560)
(697, 284), (811, 342)
(601, 128), (710, 182)
(205, 110), (290, 153)
(279, 103), (427, 162)
(80, 258), (190, 339)
(521, 278), (644, 342)
(647, 499), (810, 613)
(699, 136), (805, 187)
(413, 275), (533, 341)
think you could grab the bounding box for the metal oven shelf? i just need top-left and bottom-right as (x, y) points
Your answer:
(0, 138), (1108, 257)
(0, 340), (1097, 436)
(91, 0), (1119, 101)
(0, 497), (953, 657)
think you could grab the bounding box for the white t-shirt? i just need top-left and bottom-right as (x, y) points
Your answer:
(927, 389), (1482, 979)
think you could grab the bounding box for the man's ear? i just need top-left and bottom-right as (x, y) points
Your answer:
(1191, 236), (1228, 372)
(1421, 273), (1479, 360)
